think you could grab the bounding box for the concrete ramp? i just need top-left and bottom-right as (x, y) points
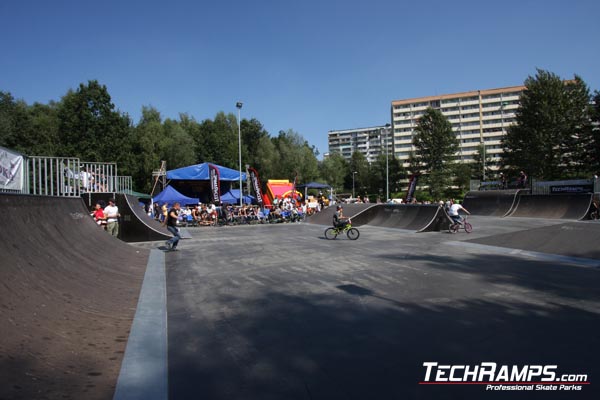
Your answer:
(117, 193), (174, 242)
(305, 203), (375, 225)
(508, 194), (593, 220)
(462, 189), (524, 217)
(351, 204), (452, 232)
(0, 194), (149, 400)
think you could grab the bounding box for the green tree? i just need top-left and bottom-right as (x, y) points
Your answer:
(192, 112), (239, 168)
(368, 154), (406, 199)
(130, 106), (165, 192)
(452, 163), (472, 193)
(582, 91), (600, 175)
(0, 92), (30, 152)
(412, 107), (458, 197)
(162, 118), (196, 169)
(471, 143), (493, 180)
(241, 118), (270, 169)
(57, 80), (133, 166)
(272, 129), (319, 183)
(502, 69), (593, 179)
(345, 151), (369, 195)
(320, 152), (348, 191)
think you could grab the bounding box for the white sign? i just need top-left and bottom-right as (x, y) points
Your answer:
(0, 147), (24, 191)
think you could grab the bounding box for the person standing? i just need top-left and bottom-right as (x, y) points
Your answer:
(499, 172), (507, 189)
(91, 202), (107, 229)
(164, 202), (181, 251)
(104, 198), (120, 237)
(518, 171), (528, 188)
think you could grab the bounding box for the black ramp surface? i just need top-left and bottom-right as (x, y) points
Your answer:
(305, 203), (375, 225)
(508, 194), (593, 220)
(468, 221), (600, 259)
(161, 223), (600, 400)
(117, 193), (173, 242)
(462, 189), (523, 216)
(351, 204), (451, 232)
(0, 194), (149, 400)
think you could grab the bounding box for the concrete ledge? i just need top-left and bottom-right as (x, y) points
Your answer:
(113, 249), (168, 400)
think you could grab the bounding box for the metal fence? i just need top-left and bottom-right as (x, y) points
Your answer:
(27, 156), (81, 197)
(116, 176), (133, 193)
(80, 162), (118, 193)
(1, 154), (135, 197)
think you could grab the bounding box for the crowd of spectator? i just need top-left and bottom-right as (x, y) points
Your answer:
(149, 195), (308, 227)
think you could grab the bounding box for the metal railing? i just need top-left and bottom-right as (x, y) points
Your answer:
(80, 162), (118, 193)
(26, 156), (81, 197)
(116, 176), (133, 193)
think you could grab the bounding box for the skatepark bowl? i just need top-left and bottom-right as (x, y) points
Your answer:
(1, 194), (599, 400)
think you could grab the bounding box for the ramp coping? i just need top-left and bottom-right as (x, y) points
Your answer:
(113, 249), (168, 400)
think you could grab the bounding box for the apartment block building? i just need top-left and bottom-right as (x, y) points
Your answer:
(327, 125), (393, 163)
(391, 85), (525, 166)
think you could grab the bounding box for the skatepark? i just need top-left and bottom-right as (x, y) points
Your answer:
(1, 186), (599, 399)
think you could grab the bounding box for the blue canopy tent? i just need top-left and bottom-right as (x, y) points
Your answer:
(152, 185), (199, 206)
(165, 162), (248, 204)
(296, 181), (332, 201)
(167, 163), (247, 181)
(221, 189), (255, 205)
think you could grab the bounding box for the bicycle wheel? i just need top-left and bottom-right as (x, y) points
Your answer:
(449, 223), (458, 233)
(324, 227), (338, 240)
(464, 222), (473, 233)
(346, 228), (360, 240)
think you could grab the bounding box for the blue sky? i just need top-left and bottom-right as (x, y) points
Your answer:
(1, 0), (599, 158)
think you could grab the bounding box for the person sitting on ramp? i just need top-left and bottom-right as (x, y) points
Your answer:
(333, 205), (350, 229)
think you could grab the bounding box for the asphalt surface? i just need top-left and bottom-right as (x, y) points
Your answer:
(133, 217), (600, 400)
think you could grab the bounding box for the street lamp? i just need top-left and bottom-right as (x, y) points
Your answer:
(352, 171), (358, 199)
(384, 123), (391, 201)
(236, 101), (243, 207)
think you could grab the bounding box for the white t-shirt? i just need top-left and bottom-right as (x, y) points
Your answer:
(448, 203), (464, 217)
(104, 205), (119, 222)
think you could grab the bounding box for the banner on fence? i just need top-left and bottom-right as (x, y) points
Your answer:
(0, 147), (24, 191)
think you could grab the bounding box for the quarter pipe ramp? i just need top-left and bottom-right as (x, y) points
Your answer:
(507, 194), (594, 220)
(351, 204), (452, 232)
(462, 189), (524, 217)
(305, 203), (375, 226)
(117, 193), (174, 242)
(0, 194), (149, 400)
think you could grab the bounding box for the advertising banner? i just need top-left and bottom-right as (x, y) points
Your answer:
(0, 147), (24, 191)
(209, 163), (221, 204)
(248, 167), (263, 205)
(406, 174), (419, 203)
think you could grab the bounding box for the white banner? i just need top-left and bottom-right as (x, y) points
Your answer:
(0, 147), (24, 191)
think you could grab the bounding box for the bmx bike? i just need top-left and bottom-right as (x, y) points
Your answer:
(449, 215), (473, 234)
(324, 222), (360, 240)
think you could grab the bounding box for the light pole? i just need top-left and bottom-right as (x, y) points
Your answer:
(383, 123), (391, 201)
(236, 101), (243, 207)
(352, 171), (357, 199)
